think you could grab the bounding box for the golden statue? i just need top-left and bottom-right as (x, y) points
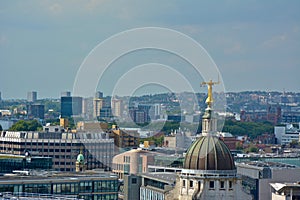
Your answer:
(201, 79), (219, 107)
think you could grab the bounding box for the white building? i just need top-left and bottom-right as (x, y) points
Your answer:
(270, 182), (300, 200)
(237, 161), (300, 200)
(274, 124), (300, 145)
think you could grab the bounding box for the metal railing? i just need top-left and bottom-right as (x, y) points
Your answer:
(0, 192), (82, 200)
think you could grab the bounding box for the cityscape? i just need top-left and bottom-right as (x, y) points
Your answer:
(1, 1), (300, 200)
(0, 89), (299, 199)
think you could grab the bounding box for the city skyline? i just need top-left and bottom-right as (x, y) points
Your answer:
(1, 1), (300, 99)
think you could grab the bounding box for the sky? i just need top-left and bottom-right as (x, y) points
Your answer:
(1, 0), (300, 99)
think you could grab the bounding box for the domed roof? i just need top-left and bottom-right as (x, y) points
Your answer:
(184, 136), (235, 171)
(77, 153), (84, 163)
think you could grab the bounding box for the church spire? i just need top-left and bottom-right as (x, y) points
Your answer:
(201, 79), (219, 136)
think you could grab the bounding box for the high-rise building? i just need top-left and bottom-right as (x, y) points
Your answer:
(27, 103), (45, 119)
(82, 97), (93, 119)
(95, 91), (103, 99)
(93, 98), (103, 118)
(27, 91), (37, 102)
(153, 103), (161, 119)
(129, 104), (151, 124)
(61, 96), (83, 117)
(111, 98), (122, 117)
(61, 91), (71, 97)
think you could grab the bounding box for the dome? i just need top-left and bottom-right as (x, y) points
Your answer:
(184, 136), (235, 171)
(77, 153), (84, 163)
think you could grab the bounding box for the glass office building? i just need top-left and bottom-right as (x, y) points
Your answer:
(0, 154), (52, 173)
(0, 170), (118, 200)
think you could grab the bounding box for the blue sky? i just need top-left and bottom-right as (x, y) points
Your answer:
(1, 0), (299, 99)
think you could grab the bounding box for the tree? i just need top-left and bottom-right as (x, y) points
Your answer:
(9, 120), (42, 131)
(0, 124), (2, 131)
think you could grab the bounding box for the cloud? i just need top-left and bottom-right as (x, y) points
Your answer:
(175, 25), (205, 35)
(0, 35), (8, 46)
(262, 34), (287, 48)
(85, 0), (107, 12)
(49, 3), (63, 15)
(224, 43), (243, 54)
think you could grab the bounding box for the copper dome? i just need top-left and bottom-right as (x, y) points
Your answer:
(184, 136), (236, 171)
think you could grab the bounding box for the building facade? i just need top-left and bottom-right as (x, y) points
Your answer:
(110, 126), (139, 149)
(0, 153), (52, 173)
(237, 161), (300, 200)
(0, 170), (118, 200)
(61, 96), (83, 117)
(0, 130), (114, 171)
(274, 124), (300, 145)
(27, 91), (37, 102)
(27, 103), (45, 119)
(93, 98), (104, 118)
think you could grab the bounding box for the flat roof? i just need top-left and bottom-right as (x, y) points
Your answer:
(142, 172), (177, 184)
(0, 170), (118, 184)
(236, 161), (298, 169)
(270, 182), (300, 193)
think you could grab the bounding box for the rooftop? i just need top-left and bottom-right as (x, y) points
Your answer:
(0, 169), (118, 184)
(142, 172), (177, 184)
(237, 161), (298, 169)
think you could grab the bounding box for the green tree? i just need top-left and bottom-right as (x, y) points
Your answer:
(9, 120), (42, 131)
(222, 119), (274, 139)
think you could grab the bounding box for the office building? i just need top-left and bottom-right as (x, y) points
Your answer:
(110, 126), (139, 149)
(27, 103), (45, 119)
(129, 105), (151, 124)
(123, 174), (142, 200)
(27, 91), (37, 102)
(274, 124), (300, 145)
(237, 161), (300, 200)
(270, 182), (300, 200)
(100, 107), (113, 119)
(93, 98), (104, 118)
(112, 148), (159, 179)
(153, 103), (161, 119)
(82, 97), (93, 119)
(0, 169), (118, 200)
(0, 153), (52, 173)
(112, 98), (122, 117)
(0, 130), (114, 171)
(140, 172), (177, 200)
(61, 96), (83, 117)
(61, 91), (71, 97)
(95, 91), (103, 99)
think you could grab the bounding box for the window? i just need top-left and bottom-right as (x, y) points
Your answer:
(182, 180), (186, 187)
(229, 181), (233, 189)
(220, 181), (225, 189)
(132, 178), (137, 184)
(190, 180), (193, 188)
(209, 181), (214, 189)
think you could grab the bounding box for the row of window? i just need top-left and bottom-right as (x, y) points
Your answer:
(182, 180), (233, 190)
(0, 180), (118, 194)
